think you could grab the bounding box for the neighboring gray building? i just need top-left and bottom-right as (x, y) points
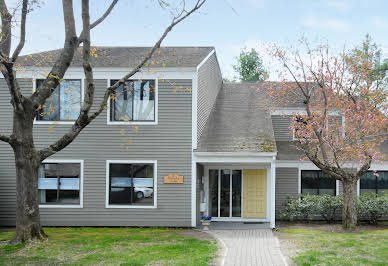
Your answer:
(0, 47), (387, 228)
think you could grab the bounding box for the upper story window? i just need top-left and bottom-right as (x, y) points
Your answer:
(301, 170), (336, 195)
(360, 171), (388, 195)
(36, 79), (82, 121)
(109, 80), (155, 123)
(38, 161), (82, 207)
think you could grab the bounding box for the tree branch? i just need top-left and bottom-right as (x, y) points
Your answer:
(0, 134), (10, 143)
(11, 0), (28, 62)
(30, 0), (79, 109)
(38, 0), (206, 160)
(0, 0), (12, 58)
(78, 0), (118, 45)
(89, 0), (206, 122)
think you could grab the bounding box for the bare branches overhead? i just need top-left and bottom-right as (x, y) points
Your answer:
(38, 0), (206, 160)
(11, 0), (28, 62)
(0, 0), (12, 58)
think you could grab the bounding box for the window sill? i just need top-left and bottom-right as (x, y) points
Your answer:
(107, 121), (158, 126)
(39, 205), (83, 208)
(105, 205), (157, 209)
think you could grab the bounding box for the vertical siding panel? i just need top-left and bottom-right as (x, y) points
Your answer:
(275, 167), (298, 217)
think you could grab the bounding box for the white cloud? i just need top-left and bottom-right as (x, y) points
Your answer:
(301, 15), (351, 32)
(218, 40), (284, 81)
(373, 16), (388, 29)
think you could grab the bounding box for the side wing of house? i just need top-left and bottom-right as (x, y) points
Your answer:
(271, 111), (388, 217)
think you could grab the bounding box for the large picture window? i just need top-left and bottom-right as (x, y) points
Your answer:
(38, 161), (82, 207)
(360, 171), (388, 195)
(107, 161), (156, 207)
(36, 79), (81, 121)
(301, 170), (336, 195)
(109, 80), (155, 122)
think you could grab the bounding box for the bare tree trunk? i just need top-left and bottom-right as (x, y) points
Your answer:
(342, 179), (357, 229)
(10, 109), (46, 244)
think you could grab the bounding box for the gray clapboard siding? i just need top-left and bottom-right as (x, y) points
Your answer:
(0, 78), (193, 227)
(271, 115), (292, 141)
(197, 52), (222, 142)
(275, 167), (298, 216)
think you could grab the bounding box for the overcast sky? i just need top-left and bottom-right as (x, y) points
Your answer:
(12, 0), (388, 80)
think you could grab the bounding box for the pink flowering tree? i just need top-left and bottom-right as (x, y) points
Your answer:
(260, 39), (388, 229)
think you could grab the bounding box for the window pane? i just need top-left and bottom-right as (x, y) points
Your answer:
(360, 171), (377, 194)
(301, 170), (319, 195)
(209, 169), (218, 217)
(37, 80), (81, 121)
(110, 80), (155, 122)
(60, 81), (81, 120)
(220, 169), (230, 217)
(38, 163), (80, 205)
(109, 163), (154, 206)
(232, 170), (242, 217)
(111, 82), (133, 121)
(133, 81), (155, 121)
(38, 82), (60, 121)
(318, 172), (336, 195)
(377, 171), (388, 195)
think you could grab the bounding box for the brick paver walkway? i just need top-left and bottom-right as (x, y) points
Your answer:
(211, 229), (287, 266)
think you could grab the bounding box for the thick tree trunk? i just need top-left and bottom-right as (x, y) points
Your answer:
(342, 179), (358, 230)
(10, 108), (46, 244)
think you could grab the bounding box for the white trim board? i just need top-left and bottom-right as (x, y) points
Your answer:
(194, 152), (277, 164)
(39, 159), (84, 209)
(196, 50), (215, 71)
(105, 160), (158, 209)
(15, 68), (197, 80)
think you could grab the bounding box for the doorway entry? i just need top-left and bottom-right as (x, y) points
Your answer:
(207, 168), (267, 220)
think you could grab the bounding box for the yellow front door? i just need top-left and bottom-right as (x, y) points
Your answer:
(243, 169), (267, 218)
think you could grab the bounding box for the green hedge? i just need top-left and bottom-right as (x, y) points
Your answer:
(280, 193), (388, 224)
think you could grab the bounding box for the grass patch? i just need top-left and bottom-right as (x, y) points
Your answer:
(0, 227), (217, 265)
(277, 228), (388, 265)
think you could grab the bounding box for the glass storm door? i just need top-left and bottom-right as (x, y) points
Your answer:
(208, 169), (242, 218)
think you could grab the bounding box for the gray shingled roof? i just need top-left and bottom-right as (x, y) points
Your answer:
(196, 82), (276, 152)
(17, 46), (214, 68)
(275, 141), (303, 160)
(276, 140), (388, 161)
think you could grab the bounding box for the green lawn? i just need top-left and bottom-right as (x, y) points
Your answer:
(0, 227), (217, 265)
(277, 228), (388, 266)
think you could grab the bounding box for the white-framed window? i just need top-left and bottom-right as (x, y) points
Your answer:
(107, 79), (158, 125)
(105, 160), (157, 208)
(38, 159), (84, 208)
(34, 79), (83, 124)
(300, 170), (336, 195)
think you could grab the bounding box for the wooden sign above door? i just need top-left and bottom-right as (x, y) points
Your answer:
(164, 173), (183, 184)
